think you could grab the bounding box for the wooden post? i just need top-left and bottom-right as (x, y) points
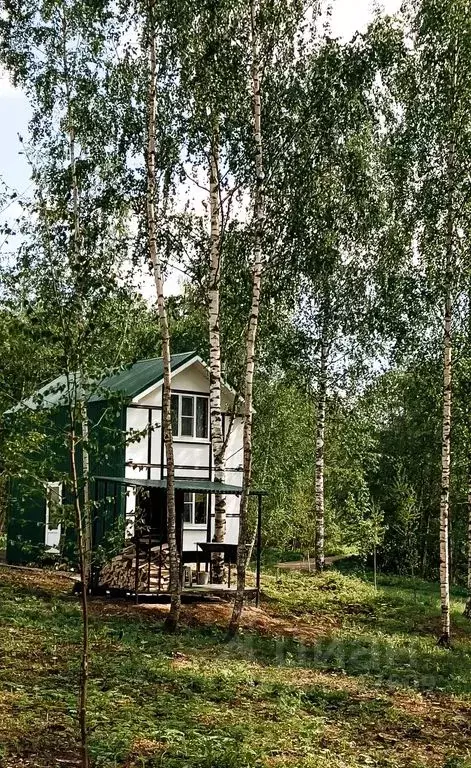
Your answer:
(91, 479), (98, 590)
(147, 409), (152, 481)
(256, 494), (262, 607)
(134, 536), (140, 605)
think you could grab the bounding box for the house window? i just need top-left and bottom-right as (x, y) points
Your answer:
(45, 482), (62, 549)
(171, 394), (209, 439)
(183, 492), (208, 526)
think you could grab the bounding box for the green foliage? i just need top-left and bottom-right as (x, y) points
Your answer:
(252, 378), (315, 551)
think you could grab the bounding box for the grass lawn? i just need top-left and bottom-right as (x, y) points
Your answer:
(1, 565), (471, 768)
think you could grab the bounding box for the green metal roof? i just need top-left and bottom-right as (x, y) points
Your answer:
(89, 352), (196, 402)
(5, 373), (84, 413)
(95, 476), (267, 496)
(7, 352), (197, 412)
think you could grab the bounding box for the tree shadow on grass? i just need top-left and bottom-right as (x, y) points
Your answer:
(231, 629), (471, 696)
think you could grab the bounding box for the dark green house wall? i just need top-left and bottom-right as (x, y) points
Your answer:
(6, 479), (49, 564)
(6, 401), (126, 565)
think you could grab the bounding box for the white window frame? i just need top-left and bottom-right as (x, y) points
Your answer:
(183, 492), (209, 528)
(171, 393), (209, 441)
(45, 481), (63, 549)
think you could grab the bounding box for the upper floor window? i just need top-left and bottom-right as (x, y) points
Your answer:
(171, 394), (209, 439)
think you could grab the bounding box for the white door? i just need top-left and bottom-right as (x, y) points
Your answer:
(45, 482), (62, 550)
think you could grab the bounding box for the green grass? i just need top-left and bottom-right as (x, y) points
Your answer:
(1, 567), (471, 768)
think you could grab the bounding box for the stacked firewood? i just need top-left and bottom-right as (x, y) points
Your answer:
(99, 541), (170, 593)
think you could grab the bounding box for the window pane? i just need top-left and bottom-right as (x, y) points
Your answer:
(181, 396), (194, 417)
(194, 494), (207, 525)
(47, 484), (62, 527)
(183, 502), (192, 524)
(196, 397), (209, 439)
(171, 395), (179, 435)
(181, 416), (194, 437)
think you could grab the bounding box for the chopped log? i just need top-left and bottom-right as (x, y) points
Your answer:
(98, 538), (171, 592)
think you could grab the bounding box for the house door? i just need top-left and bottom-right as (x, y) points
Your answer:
(45, 482), (62, 550)
(135, 487), (183, 551)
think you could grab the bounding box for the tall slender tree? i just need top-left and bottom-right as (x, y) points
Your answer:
(208, 123), (228, 580)
(1, 1), (136, 761)
(229, 0), (265, 634)
(393, 0), (471, 645)
(173, 1), (251, 582)
(144, 0), (180, 631)
(268, 29), (393, 572)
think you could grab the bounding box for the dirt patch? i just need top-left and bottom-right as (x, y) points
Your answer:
(1, 758), (81, 768)
(349, 707), (471, 768)
(136, 599), (340, 642)
(0, 564), (77, 594)
(0, 565), (338, 644)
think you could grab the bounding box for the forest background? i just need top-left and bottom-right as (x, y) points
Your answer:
(1, 0), (470, 627)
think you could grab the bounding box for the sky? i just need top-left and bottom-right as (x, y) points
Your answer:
(0, 0), (402, 295)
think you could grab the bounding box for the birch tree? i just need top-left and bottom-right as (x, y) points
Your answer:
(144, 0), (180, 631)
(393, 0), (471, 646)
(269, 30), (391, 572)
(208, 125), (228, 579)
(229, 0), (266, 635)
(1, 1), (134, 761)
(172, 1), (251, 582)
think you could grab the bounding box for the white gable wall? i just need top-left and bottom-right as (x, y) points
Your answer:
(124, 358), (242, 549)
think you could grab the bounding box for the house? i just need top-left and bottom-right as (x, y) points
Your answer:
(6, 352), (263, 598)
(121, 351), (243, 551)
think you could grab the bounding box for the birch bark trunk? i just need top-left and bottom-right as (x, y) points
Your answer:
(439, 280), (452, 647)
(438, 168), (454, 647)
(208, 126), (226, 583)
(229, 0), (264, 635)
(145, 4), (180, 631)
(315, 329), (328, 573)
(438, 36), (458, 646)
(464, 465), (471, 618)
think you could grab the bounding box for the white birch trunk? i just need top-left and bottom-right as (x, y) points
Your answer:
(438, 41), (458, 644)
(229, 0), (264, 634)
(438, 139), (455, 646)
(439, 285), (452, 646)
(145, 10), (180, 631)
(315, 335), (328, 573)
(208, 126), (226, 583)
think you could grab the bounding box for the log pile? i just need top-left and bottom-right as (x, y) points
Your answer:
(99, 541), (170, 593)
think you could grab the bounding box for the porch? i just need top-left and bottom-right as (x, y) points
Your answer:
(91, 476), (265, 605)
